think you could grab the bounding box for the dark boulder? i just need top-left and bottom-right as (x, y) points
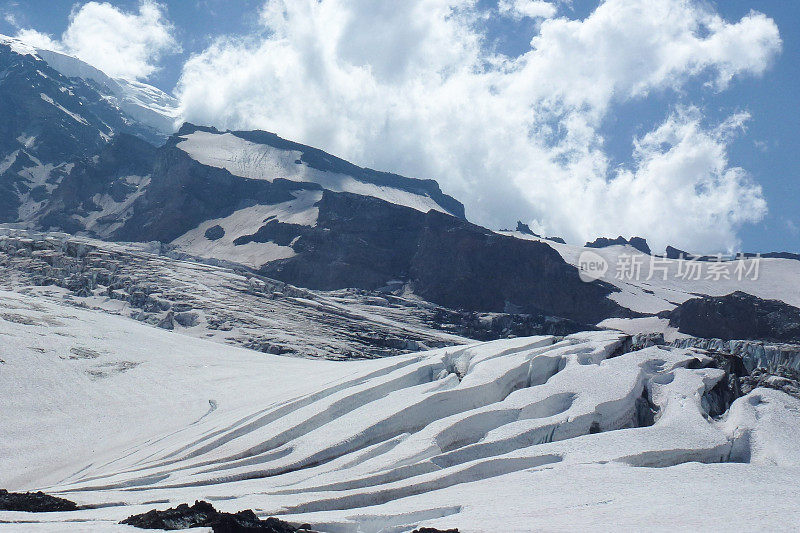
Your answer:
(0, 489), (78, 512)
(668, 291), (800, 344)
(120, 500), (305, 532)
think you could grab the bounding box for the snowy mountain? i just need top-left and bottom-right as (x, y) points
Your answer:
(5, 116), (630, 326)
(35, 47), (180, 135)
(0, 35), (170, 226)
(502, 228), (800, 340)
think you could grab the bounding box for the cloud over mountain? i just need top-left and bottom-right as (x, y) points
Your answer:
(16, 0), (179, 80)
(175, 0), (780, 252)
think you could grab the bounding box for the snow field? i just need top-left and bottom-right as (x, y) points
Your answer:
(2, 289), (800, 531)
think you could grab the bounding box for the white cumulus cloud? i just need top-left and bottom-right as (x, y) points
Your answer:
(15, 0), (179, 80)
(14, 28), (65, 52)
(499, 0), (558, 20)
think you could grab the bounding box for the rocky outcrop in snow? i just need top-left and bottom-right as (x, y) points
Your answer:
(585, 236), (651, 254)
(667, 291), (800, 344)
(121, 500), (305, 532)
(0, 489), (77, 512)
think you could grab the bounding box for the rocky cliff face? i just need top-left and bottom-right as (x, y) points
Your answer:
(259, 192), (630, 323)
(410, 211), (628, 323)
(111, 144), (307, 243)
(0, 37), (166, 224)
(668, 291), (800, 344)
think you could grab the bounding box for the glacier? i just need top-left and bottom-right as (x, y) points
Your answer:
(1, 285), (799, 531)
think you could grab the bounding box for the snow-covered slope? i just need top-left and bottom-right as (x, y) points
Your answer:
(0, 35), (169, 225)
(35, 47), (179, 135)
(174, 126), (465, 218)
(503, 230), (800, 327)
(170, 189), (321, 268)
(2, 289), (799, 531)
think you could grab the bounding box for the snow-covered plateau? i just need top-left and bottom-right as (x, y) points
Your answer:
(1, 280), (800, 531)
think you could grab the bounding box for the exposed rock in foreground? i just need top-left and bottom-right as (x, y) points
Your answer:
(0, 489), (77, 512)
(667, 291), (800, 344)
(121, 500), (308, 532)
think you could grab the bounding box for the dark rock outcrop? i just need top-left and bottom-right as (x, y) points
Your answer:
(412, 528), (460, 533)
(411, 211), (627, 324)
(0, 489), (78, 512)
(586, 236), (651, 255)
(668, 292), (800, 344)
(112, 146), (305, 243)
(663, 246), (718, 261)
(205, 225), (225, 241)
(515, 221), (538, 236)
(665, 245), (690, 260)
(260, 191), (630, 323)
(234, 220), (309, 247)
(120, 500), (306, 532)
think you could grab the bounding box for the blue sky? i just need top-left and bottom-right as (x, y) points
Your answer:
(1, 0), (797, 254)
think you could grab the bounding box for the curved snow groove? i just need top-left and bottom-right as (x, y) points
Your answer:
(36, 330), (800, 530)
(277, 454), (564, 515)
(99, 340), (564, 490)
(151, 353), (435, 464)
(77, 352), (439, 483)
